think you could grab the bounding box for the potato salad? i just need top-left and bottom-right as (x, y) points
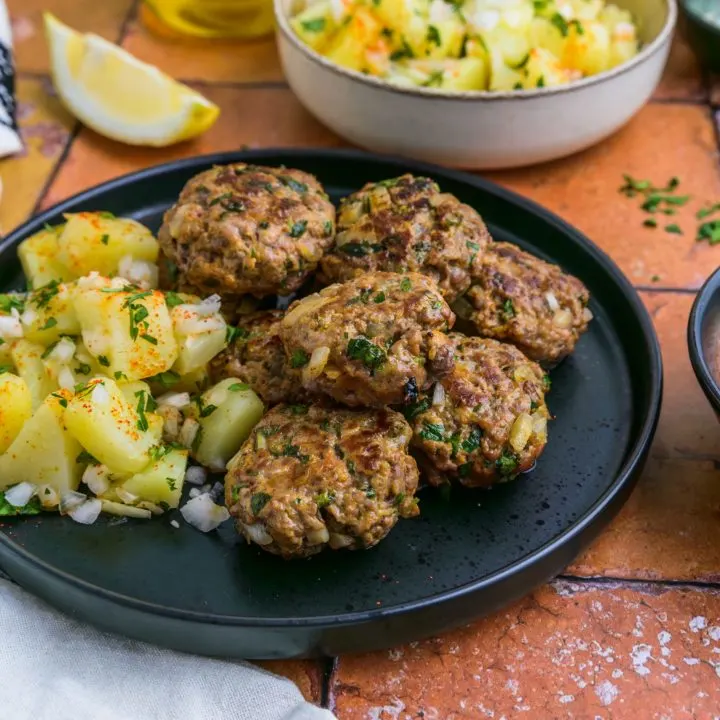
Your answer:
(0, 213), (264, 529)
(291, 0), (639, 91)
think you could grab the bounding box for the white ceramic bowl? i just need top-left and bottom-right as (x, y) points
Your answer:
(275, 0), (677, 169)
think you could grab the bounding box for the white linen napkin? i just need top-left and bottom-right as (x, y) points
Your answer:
(0, 578), (337, 720)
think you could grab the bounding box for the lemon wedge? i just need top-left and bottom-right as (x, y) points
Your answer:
(44, 13), (219, 147)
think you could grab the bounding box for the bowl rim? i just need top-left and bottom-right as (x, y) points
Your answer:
(274, 0), (677, 102)
(688, 265), (720, 413)
(680, 0), (720, 33)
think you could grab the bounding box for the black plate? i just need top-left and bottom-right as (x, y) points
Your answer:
(0, 149), (662, 659)
(688, 265), (720, 416)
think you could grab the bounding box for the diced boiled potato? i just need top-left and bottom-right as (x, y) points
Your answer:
(421, 17), (465, 60)
(528, 16), (565, 58)
(74, 286), (178, 381)
(0, 389), (83, 492)
(64, 378), (158, 474)
(58, 213), (159, 278)
(394, 57), (487, 90)
(11, 339), (56, 409)
(561, 19), (610, 75)
(0, 339), (11, 366)
(568, 0), (603, 21)
(375, 0), (416, 33)
(20, 282), (80, 345)
(193, 379), (265, 471)
(118, 380), (152, 404)
(116, 381), (164, 442)
(170, 301), (228, 376)
(488, 47), (524, 90)
(148, 366), (209, 396)
(17, 225), (73, 288)
(291, 1), (336, 51)
(119, 447), (188, 508)
(325, 8), (382, 72)
(0, 373), (32, 454)
(483, 24), (530, 68)
(523, 46), (575, 88)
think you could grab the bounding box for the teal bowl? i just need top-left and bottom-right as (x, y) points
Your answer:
(680, 0), (720, 72)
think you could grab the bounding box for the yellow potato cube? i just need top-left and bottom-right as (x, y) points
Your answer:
(120, 447), (188, 508)
(0, 372), (32, 454)
(562, 19), (610, 76)
(11, 339), (57, 409)
(58, 212), (159, 278)
(325, 8), (382, 72)
(64, 378), (158, 474)
(0, 389), (83, 493)
(170, 300), (228, 376)
(21, 281), (80, 345)
(74, 286), (178, 381)
(523, 46), (575, 88)
(291, 1), (335, 51)
(17, 225), (73, 288)
(193, 379), (265, 471)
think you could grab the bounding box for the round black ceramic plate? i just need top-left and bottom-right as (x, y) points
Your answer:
(0, 149), (661, 659)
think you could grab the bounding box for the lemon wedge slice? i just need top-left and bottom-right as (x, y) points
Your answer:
(44, 13), (219, 146)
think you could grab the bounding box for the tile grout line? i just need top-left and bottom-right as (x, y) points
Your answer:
(558, 573), (720, 591)
(634, 285), (698, 294)
(320, 657), (337, 709)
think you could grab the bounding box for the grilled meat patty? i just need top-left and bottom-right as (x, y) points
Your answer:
(209, 310), (305, 406)
(158, 163), (336, 299)
(278, 271), (455, 408)
(225, 403), (420, 558)
(463, 242), (591, 366)
(404, 334), (549, 488)
(319, 174), (490, 303)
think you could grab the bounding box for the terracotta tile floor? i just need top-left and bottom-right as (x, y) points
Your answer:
(3, 2), (720, 715)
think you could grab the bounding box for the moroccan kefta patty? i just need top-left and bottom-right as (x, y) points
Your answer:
(463, 242), (592, 366)
(209, 310), (304, 406)
(320, 174), (491, 303)
(157, 163), (336, 298)
(225, 403), (420, 558)
(278, 271), (456, 408)
(405, 334), (549, 488)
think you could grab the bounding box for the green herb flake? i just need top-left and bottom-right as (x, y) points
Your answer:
(301, 17), (326, 32)
(400, 277), (412, 292)
(500, 298), (515, 321)
(402, 397), (431, 421)
(347, 336), (387, 372)
(542, 373), (552, 392)
(100, 234), (110, 246)
(75, 362), (91, 376)
(461, 426), (483, 454)
(550, 12), (569, 36)
(76, 450), (99, 465)
(426, 24), (441, 46)
(114, 371), (128, 381)
(393, 493), (406, 507)
(0, 294), (25, 314)
(290, 349), (310, 368)
(279, 176), (309, 194)
(164, 291), (185, 309)
(250, 492), (272, 515)
(643, 218), (657, 228)
(135, 391), (150, 432)
(510, 53), (529, 70)
(374, 291), (386, 304)
(536, 75), (545, 88)
(228, 383), (249, 392)
(697, 203), (720, 219)
(315, 490), (335, 508)
(569, 19), (584, 34)
(0, 490), (41, 517)
(0, 365), (11, 375)
(419, 422), (445, 443)
(226, 325), (250, 344)
(209, 192), (233, 207)
(99, 211), (115, 219)
(324, 220), (333, 235)
(665, 223), (683, 235)
(651, 275), (661, 282)
(166, 477), (177, 491)
(151, 370), (181, 388)
(288, 404), (309, 415)
(390, 38), (415, 61)
(338, 242), (384, 256)
(199, 404), (218, 418)
(50, 392), (68, 409)
(697, 220), (720, 245)
(39, 317), (57, 331)
(98, 355), (111, 367)
(421, 70), (445, 88)
(497, 451), (519, 477)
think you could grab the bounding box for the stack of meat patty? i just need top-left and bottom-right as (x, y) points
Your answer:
(158, 167), (592, 559)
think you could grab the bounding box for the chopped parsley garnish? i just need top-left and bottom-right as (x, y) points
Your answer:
(365, 487), (377, 499)
(100, 234), (110, 246)
(0, 490), (41, 517)
(135, 391), (151, 432)
(209, 192), (233, 207)
(422, 70), (444, 88)
(123, 292), (153, 343)
(287, 404), (309, 415)
(376, 178), (400, 189)
(500, 299), (516, 321)
(374, 291), (386, 303)
(665, 223), (683, 235)
(279, 176), (308, 194)
(114, 371), (128, 381)
(315, 490), (335, 508)
(461, 426), (483, 454)
(643, 218), (657, 228)
(99, 211), (115, 219)
(347, 288), (373, 305)
(41, 340), (59, 360)
(426, 24), (441, 46)
(140, 333), (158, 345)
(226, 325), (250, 344)
(542, 373), (552, 391)
(697, 220), (720, 245)
(39, 317), (57, 331)
(151, 370), (181, 388)
(166, 477), (177, 491)
(164, 291), (185, 309)
(510, 53), (529, 70)
(390, 38), (414, 61)
(347, 336), (387, 371)
(400, 277), (412, 292)
(250, 492), (272, 515)
(338, 241), (384, 257)
(550, 12), (569, 36)
(98, 355), (111, 367)
(229, 383), (249, 392)
(569, 19), (584, 34)
(536, 75), (546, 88)
(0, 365), (10, 375)
(497, 451), (519, 477)
(76, 450), (99, 465)
(402, 397), (431, 421)
(289, 220), (308, 238)
(149, 445), (174, 462)
(32, 280), (60, 310)
(697, 203), (720, 219)
(199, 404), (218, 418)
(0, 294), (24, 315)
(324, 220), (333, 235)
(75, 362), (91, 376)
(394, 493), (406, 507)
(419, 422), (445, 443)
(651, 275), (661, 282)
(301, 17), (325, 32)
(290, 349), (310, 368)
(277, 443), (310, 463)
(51, 392), (68, 408)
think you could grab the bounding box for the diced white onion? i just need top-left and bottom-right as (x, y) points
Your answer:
(509, 412), (534, 453)
(256, 433), (267, 450)
(303, 345), (330, 384)
(614, 21), (635, 39)
(0, 313), (23, 339)
(184, 465), (207, 486)
(205, 386), (229, 407)
(513, 364), (535, 383)
(197, 295), (222, 316)
(38, 485), (59, 509)
(20, 308), (37, 326)
(557, 1), (574, 19)
(49, 337), (76, 364)
(470, 8), (500, 31)
(179, 418), (200, 449)
(210, 482), (224, 501)
(428, 0), (453, 23)
(532, 412), (548, 437)
(82, 464), (110, 496)
(583, 307), (594, 323)
(58, 365), (76, 390)
(68, 498), (102, 525)
(170, 520), (180, 529)
(189, 488), (201, 499)
(116, 487), (139, 505)
(242, 522), (274, 546)
(158, 406), (181, 442)
(157, 392), (191, 409)
(545, 291), (560, 312)
(5, 482), (37, 507)
(329, 533), (354, 549)
(180, 494), (230, 532)
(91, 382), (110, 405)
(553, 309), (574, 329)
(206, 457), (227, 473)
(100, 500), (152, 519)
(432, 382), (446, 407)
(118, 255), (159, 290)
(59, 490), (87, 514)
(174, 307), (225, 335)
(307, 527), (330, 545)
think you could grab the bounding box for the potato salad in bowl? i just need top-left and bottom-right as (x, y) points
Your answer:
(290, 0), (640, 92)
(0, 213), (264, 530)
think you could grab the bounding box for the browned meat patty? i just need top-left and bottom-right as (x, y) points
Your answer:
(208, 310), (305, 406)
(463, 242), (592, 366)
(158, 163), (336, 299)
(278, 271), (456, 408)
(319, 174), (490, 303)
(404, 334), (549, 488)
(225, 403), (420, 558)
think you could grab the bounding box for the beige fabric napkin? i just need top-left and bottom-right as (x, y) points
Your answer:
(0, 579), (337, 720)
